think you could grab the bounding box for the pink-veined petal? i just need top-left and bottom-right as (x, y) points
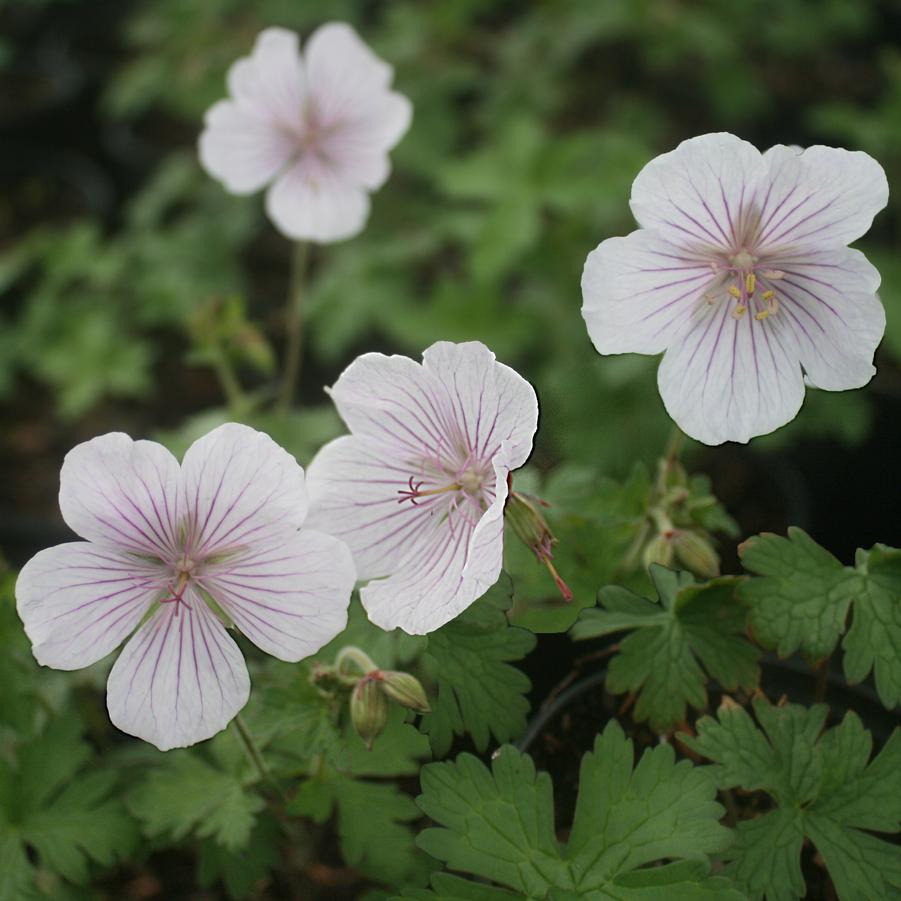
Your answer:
(200, 529), (355, 662)
(265, 157), (370, 242)
(305, 23), (393, 127)
(59, 433), (181, 557)
(106, 597), (250, 751)
(226, 27), (305, 132)
(320, 91), (412, 190)
(421, 341), (538, 470)
(198, 100), (296, 195)
(180, 423), (308, 558)
(630, 133), (766, 252)
(306, 435), (448, 580)
(582, 229), (719, 355)
(456, 443), (513, 596)
(761, 247), (885, 391)
(359, 450), (510, 635)
(16, 542), (166, 671)
(754, 145), (888, 253)
(658, 300), (806, 445)
(324, 352), (457, 460)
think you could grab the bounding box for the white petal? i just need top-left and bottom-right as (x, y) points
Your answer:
(582, 229), (718, 355)
(320, 91), (412, 190)
(107, 597), (250, 751)
(305, 23), (393, 127)
(658, 301), (806, 445)
(16, 542), (165, 671)
(306, 435), (448, 580)
(200, 530), (355, 662)
(265, 158), (370, 243)
(59, 433), (181, 557)
(762, 248), (885, 390)
(198, 100), (296, 195)
(226, 28), (305, 131)
(421, 341), (538, 470)
(754, 145), (888, 252)
(322, 351), (453, 459)
(360, 450), (510, 635)
(180, 423), (307, 558)
(630, 133), (766, 251)
(326, 147), (390, 191)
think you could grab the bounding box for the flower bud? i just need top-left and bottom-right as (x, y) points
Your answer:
(673, 530), (720, 579)
(350, 676), (388, 750)
(642, 532), (674, 570)
(505, 491), (573, 601)
(233, 325), (275, 375)
(380, 670), (430, 713)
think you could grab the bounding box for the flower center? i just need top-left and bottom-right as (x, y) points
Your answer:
(396, 477), (460, 506)
(396, 466), (487, 506)
(160, 556), (196, 615)
(459, 467), (484, 496)
(707, 250), (783, 322)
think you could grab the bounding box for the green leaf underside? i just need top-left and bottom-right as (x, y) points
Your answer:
(738, 528), (901, 708)
(0, 715), (137, 894)
(411, 720), (739, 899)
(420, 576), (537, 756)
(682, 696), (901, 900)
(571, 567), (760, 732)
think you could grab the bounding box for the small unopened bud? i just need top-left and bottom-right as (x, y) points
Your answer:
(505, 491), (573, 602)
(350, 676), (388, 750)
(673, 530), (720, 579)
(233, 326), (275, 374)
(643, 532), (675, 570)
(381, 671), (430, 713)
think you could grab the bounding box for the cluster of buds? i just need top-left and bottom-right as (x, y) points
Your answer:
(312, 646), (430, 750)
(639, 457), (722, 579)
(504, 478), (573, 602)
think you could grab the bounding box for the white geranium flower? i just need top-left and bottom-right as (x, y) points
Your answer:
(305, 341), (539, 635)
(199, 24), (412, 243)
(581, 133), (889, 445)
(16, 423), (356, 750)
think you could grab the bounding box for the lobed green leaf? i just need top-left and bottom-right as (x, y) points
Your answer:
(571, 567), (759, 732)
(739, 529), (901, 709)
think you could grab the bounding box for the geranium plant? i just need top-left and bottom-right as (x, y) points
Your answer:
(2, 7), (899, 901)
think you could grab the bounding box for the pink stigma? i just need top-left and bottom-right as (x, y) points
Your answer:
(397, 476), (426, 505)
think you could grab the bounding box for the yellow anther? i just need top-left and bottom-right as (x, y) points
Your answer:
(746, 273), (756, 294)
(727, 285), (742, 299)
(761, 289), (775, 301)
(755, 310), (770, 321)
(732, 305), (747, 319)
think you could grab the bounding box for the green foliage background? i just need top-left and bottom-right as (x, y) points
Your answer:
(1, 0), (901, 899)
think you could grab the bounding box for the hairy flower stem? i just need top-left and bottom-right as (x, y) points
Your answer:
(279, 240), (311, 412)
(211, 347), (247, 416)
(618, 424), (687, 576)
(656, 423), (686, 495)
(335, 645), (379, 677)
(233, 713), (285, 801)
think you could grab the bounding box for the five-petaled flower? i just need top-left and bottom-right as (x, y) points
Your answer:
(199, 23), (412, 243)
(581, 132), (889, 445)
(15, 423), (356, 750)
(305, 341), (539, 635)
